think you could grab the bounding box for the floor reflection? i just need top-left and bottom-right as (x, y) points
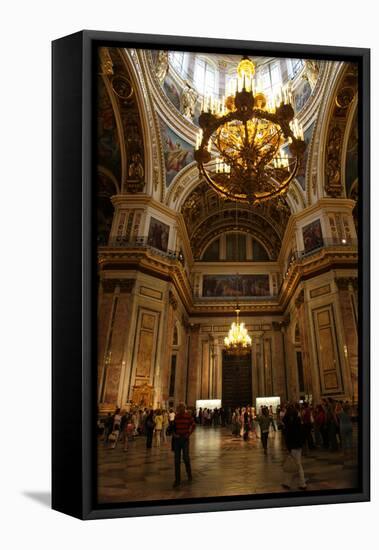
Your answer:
(97, 426), (358, 504)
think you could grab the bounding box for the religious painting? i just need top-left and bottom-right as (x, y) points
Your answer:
(345, 111), (358, 197)
(97, 77), (121, 181)
(294, 78), (312, 113)
(296, 122), (315, 190)
(202, 274), (270, 297)
(162, 74), (181, 111)
(302, 219), (324, 253)
(159, 119), (194, 186)
(147, 216), (170, 252)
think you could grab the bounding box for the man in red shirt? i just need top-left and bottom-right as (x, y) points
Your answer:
(172, 403), (195, 487)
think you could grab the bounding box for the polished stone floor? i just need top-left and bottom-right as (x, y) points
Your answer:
(97, 426), (358, 504)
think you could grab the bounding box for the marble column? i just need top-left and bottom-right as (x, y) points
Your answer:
(97, 278), (114, 403)
(159, 289), (177, 407)
(187, 324), (201, 406)
(272, 322), (288, 402)
(101, 279), (135, 407)
(296, 290), (320, 404)
(253, 332), (264, 398)
(283, 323), (298, 402)
(175, 334), (187, 404)
(336, 277), (359, 403)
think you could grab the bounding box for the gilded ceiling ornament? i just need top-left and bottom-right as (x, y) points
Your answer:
(302, 60), (320, 90)
(335, 86), (355, 109)
(325, 126), (343, 196)
(324, 64), (357, 198)
(180, 84), (198, 120)
(156, 50), (169, 83)
(98, 47), (114, 76)
(111, 75), (134, 101)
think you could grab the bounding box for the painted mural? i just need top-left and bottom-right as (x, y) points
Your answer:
(159, 119), (194, 186)
(107, 48), (146, 193)
(97, 172), (117, 245)
(202, 275), (270, 298)
(294, 79), (312, 113)
(345, 111), (358, 196)
(97, 76), (121, 181)
(147, 217), (170, 252)
(302, 219), (324, 253)
(296, 121), (314, 190)
(162, 74), (181, 111)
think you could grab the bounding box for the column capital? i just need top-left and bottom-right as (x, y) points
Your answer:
(189, 323), (201, 334)
(169, 290), (178, 310)
(102, 278), (135, 293)
(295, 289), (305, 308)
(336, 276), (357, 290)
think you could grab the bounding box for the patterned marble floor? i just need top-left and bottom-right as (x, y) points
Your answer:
(97, 426), (358, 504)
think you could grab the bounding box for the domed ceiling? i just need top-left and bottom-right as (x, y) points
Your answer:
(152, 50), (319, 126)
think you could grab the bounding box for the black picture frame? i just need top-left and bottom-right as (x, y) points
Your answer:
(52, 30), (370, 520)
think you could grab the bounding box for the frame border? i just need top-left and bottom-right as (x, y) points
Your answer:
(52, 30), (370, 520)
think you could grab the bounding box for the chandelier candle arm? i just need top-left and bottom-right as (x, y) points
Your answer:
(194, 56), (306, 205)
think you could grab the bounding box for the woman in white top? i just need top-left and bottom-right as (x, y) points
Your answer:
(154, 410), (163, 447)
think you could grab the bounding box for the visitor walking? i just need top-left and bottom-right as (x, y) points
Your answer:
(103, 413), (113, 445)
(301, 402), (315, 451)
(282, 405), (307, 490)
(145, 410), (155, 449)
(257, 407), (271, 454)
(154, 409), (163, 447)
(172, 403), (195, 487)
(162, 409), (169, 444)
(337, 403), (353, 462)
(313, 404), (325, 447)
(326, 399), (339, 451)
(123, 414), (135, 452)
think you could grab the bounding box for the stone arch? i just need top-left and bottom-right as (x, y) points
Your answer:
(341, 98), (358, 197)
(191, 212), (281, 261)
(120, 49), (165, 200)
(307, 62), (358, 204)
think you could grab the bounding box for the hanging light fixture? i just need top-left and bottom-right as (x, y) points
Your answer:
(224, 304), (252, 354)
(223, 204), (252, 355)
(194, 56), (306, 205)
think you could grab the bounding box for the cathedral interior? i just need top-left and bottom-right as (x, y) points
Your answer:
(96, 46), (359, 416)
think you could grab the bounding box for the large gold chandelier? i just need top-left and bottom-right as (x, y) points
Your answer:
(194, 57), (306, 205)
(224, 305), (252, 354)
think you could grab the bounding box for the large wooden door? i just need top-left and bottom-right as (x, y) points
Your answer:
(222, 351), (252, 409)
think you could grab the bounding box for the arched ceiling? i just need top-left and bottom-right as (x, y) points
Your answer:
(181, 181), (291, 260)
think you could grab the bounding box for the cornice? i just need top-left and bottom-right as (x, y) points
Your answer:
(111, 194), (180, 222)
(98, 243), (357, 319)
(278, 196), (356, 266)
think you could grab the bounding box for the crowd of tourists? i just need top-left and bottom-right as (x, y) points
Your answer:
(97, 396), (355, 491)
(97, 404), (195, 487)
(224, 398), (354, 455)
(98, 407), (177, 451)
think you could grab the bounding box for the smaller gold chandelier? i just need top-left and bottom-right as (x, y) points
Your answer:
(224, 305), (252, 354)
